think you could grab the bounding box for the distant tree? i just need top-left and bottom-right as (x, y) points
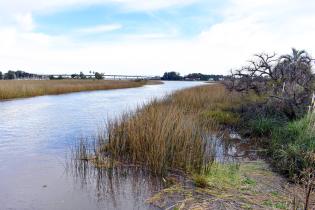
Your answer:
(184, 73), (225, 81)
(15, 70), (33, 79)
(71, 74), (78, 79)
(161, 71), (183, 80)
(15, 70), (24, 78)
(49, 75), (55, 80)
(79, 72), (86, 79)
(4, 71), (16, 80)
(0, 71), (2, 80)
(95, 72), (103, 80)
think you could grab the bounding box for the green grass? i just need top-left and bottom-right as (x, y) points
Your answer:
(248, 117), (279, 137)
(201, 163), (242, 190)
(268, 115), (315, 178)
(202, 110), (240, 126)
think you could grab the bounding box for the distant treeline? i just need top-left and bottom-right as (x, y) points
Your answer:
(0, 70), (224, 81)
(161, 71), (225, 81)
(0, 70), (104, 80)
(0, 70), (44, 80)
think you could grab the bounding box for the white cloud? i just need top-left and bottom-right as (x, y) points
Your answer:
(76, 24), (122, 34)
(0, 0), (314, 75)
(15, 13), (35, 31)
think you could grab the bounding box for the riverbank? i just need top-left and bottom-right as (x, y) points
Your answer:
(0, 80), (162, 100)
(148, 160), (301, 209)
(77, 83), (314, 209)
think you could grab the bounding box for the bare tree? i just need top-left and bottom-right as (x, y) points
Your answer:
(225, 48), (314, 119)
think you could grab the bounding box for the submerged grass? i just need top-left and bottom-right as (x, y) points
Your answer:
(0, 79), (149, 100)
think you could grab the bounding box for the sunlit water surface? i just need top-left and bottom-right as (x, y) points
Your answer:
(0, 81), (206, 210)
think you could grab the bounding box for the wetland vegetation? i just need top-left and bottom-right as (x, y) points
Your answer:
(75, 49), (315, 209)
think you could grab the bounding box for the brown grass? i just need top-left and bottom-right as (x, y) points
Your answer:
(0, 79), (148, 100)
(97, 84), (241, 175)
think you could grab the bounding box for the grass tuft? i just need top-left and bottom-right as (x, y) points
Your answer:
(192, 174), (209, 188)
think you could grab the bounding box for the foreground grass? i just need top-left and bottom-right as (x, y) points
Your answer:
(0, 79), (153, 100)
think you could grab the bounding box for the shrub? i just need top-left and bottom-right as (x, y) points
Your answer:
(269, 116), (315, 178)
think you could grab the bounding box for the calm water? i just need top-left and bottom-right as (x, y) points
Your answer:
(0, 81), (205, 210)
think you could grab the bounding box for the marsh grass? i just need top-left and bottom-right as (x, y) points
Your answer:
(94, 84), (245, 176)
(0, 79), (147, 100)
(75, 84), (263, 176)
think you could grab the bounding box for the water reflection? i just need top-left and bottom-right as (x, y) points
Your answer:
(209, 131), (259, 163)
(68, 159), (163, 210)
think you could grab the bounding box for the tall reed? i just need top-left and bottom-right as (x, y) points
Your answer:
(97, 84), (237, 175)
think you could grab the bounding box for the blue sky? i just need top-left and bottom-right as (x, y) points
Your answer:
(34, 1), (224, 41)
(0, 0), (314, 75)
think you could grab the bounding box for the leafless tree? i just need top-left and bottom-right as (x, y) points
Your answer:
(225, 48), (314, 119)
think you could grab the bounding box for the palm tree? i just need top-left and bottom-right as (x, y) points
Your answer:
(280, 48), (311, 65)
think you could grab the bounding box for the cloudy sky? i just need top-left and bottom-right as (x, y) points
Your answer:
(0, 0), (314, 76)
